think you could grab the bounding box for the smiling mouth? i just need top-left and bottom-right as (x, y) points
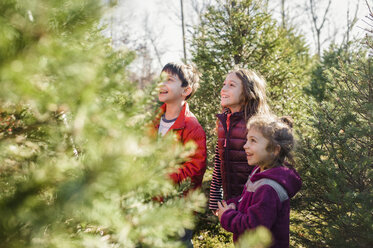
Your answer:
(159, 90), (168, 94)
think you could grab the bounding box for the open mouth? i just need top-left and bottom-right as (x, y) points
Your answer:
(159, 90), (168, 94)
(221, 94), (229, 98)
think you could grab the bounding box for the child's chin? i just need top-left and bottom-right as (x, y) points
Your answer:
(247, 160), (256, 166)
(221, 101), (231, 108)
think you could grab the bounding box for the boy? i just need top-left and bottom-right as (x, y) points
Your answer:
(153, 62), (207, 248)
(154, 62), (207, 191)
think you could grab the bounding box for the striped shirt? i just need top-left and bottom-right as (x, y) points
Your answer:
(209, 108), (231, 210)
(209, 143), (223, 210)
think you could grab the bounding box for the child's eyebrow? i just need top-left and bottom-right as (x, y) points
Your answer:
(228, 79), (237, 84)
(223, 80), (236, 84)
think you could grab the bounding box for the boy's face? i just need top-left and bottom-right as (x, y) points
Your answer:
(158, 71), (185, 104)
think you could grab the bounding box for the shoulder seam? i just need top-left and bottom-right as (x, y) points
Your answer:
(245, 178), (289, 202)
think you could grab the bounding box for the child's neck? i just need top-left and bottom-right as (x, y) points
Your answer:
(164, 100), (185, 120)
(228, 106), (242, 113)
(259, 162), (275, 172)
(259, 166), (267, 172)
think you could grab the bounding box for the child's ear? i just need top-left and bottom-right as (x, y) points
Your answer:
(182, 86), (192, 97)
(274, 145), (281, 157)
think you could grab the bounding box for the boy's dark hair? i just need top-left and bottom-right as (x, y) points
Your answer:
(162, 62), (200, 100)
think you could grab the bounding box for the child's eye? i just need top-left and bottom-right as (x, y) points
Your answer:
(250, 139), (256, 143)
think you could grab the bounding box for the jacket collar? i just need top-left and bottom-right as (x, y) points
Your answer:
(159, 102), (188, 130)
(216, 109), (245, 133)
(217, 109), (244, 123)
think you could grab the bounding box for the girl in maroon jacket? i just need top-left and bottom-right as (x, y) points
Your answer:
(217, 115), (302, 248)
(209, 69), (271, 214)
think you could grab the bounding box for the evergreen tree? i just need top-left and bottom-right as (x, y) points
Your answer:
(304, 43), (352, 102)
(0, 0), (205, 247)
(190, 0), (312, 157)
(294, 39), (373, 247)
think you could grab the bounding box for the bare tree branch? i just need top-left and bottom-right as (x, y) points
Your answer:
(180, 0), (187, 61)
(308, 0), (332, 57)
(342, 0), (360, 47)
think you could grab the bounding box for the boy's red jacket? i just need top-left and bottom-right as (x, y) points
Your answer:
(153, 102), (207, 189)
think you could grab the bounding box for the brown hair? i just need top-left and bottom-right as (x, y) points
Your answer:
(232, 69), (270, 120)
(162, 62), (200, 100)
(247, 115), (295, 168)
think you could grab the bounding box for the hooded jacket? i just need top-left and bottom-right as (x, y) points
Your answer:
(153, 102), (207, 190)
(220, 165), (302, 247)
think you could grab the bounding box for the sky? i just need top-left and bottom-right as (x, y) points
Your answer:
(104, 0), (370, 72)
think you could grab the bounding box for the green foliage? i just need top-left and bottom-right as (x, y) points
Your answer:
(236, 226), (272, 248)
(0, 0), (205, 247)
(295, 40), (373, 247)
(190, 0), (312, 159)
(191, 167), (234, 247)
(192, 214), (234, 248)
(304, 43), (354, 102)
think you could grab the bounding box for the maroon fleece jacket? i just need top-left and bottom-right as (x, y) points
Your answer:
(220, 165), (302, 248)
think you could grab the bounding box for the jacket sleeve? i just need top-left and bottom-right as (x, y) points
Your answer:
(226, 195), (241, 206)
(220, 185), (280, 236)
(169, 123), (207, 186)
(209, 143), (223, 210)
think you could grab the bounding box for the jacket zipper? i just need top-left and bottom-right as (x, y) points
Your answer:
(224, 114), (231, 148)
(224, 113), (231, 198)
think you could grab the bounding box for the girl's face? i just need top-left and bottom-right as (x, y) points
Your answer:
(243, 127), (275, 170)
(220, 73), (243, 113)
